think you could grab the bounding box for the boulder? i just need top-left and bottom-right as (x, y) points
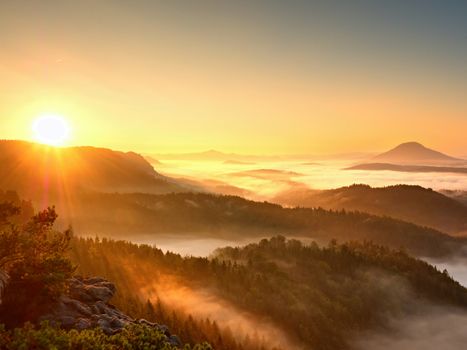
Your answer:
(39, 276), (181, 347)
(69, 277), (116, 303)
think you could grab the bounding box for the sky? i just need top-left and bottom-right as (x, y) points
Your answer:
(1, 0), (466, 155)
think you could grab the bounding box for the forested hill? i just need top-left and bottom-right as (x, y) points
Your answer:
(70, 236), (467, 350)
(0, 140), (185, 201)
(273, 184), (467, 235)
(68, 191), (467, 258)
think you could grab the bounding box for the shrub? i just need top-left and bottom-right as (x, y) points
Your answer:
(0, 322), (213, 350)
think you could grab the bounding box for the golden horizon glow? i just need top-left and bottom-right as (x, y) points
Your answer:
(1, 2), (467, 155)
(32, 115), (71, 146)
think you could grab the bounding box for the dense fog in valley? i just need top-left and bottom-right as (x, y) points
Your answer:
(1, 140), (467, 349)
(355, 306), (467, 350)
(152, 158), (467, 201)
(2, 1), (467, 348)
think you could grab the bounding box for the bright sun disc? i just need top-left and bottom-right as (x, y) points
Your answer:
(32, 115), (71, 146)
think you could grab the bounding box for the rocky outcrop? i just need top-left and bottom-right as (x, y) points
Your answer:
(40, 276), (181, 347)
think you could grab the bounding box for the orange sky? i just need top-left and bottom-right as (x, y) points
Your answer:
(1, 1), (466, 156)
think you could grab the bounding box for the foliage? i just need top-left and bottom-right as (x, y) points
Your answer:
(69, 191), (467, 258)
(0, 204), (75, 327)
(212, 236), (467, 349)
(274, 184), (467, 234)
(0, 322), (212, 350)
(0, 190), (34, 226)
(69, 236), (467, 350)
(0, 202), (212, 349)
(70, 238), (281, 350)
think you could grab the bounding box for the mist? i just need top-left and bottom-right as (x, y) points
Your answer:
(355, 306), (467, 350)
(118, 239), (467, 350)
(349, 249), (467, 350)
(157, 158), (467, 201)
(119, 254), (303, 350)
(130, 234), (261, 257)
(142, 275), (302, 350)
(425, 257), (467, 287)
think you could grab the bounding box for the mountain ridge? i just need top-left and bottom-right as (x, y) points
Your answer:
(0, 140), (188, 205)
(373, 142), (463, 164)
(273, 184), (467, 235)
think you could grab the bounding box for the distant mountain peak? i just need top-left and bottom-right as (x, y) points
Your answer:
(396, 141), (424, 148)
(373, 141), (461, 164)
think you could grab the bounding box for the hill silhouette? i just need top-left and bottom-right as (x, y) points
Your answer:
(274, 184), (467, 235)
(0, 140), (186, 203)
(64, 191), (467, 258)
(442, 190), (467, 208)
(2, 140), (467, 258)
(372, 142), (462, 164)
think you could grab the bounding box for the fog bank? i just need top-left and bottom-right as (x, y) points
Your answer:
(355, 306), (467, 350)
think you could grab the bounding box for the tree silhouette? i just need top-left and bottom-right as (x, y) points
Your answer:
(0, 204), (75, 327)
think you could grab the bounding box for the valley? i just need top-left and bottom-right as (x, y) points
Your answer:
(2, 3), (466, 348)
(2, 140), (467, 349)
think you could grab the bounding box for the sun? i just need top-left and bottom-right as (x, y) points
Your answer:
(32, 115), (71, 146)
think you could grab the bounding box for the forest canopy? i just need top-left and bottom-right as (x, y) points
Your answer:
(69, 235), (467, 350)
(65, 191), (467, 258)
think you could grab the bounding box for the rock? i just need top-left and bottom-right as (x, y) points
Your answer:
(39, 276), (181, 347)
(97, 318), (112, 334)
(82, 277), (107, 285)
(86, 285), (115, 303)
(94, 300), (108, 314)
(169, 335), (182, 347)
(69, 277), (116, 303)
(157, 324), (170, 334)
(110, 317), (127, 329)
(62, 297), (93, 317)
(75, 318), (92, 331)
(137, 318), (158, 327)
(56, 316), (76, 328)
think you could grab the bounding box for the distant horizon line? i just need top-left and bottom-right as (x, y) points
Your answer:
(2, 138), (466, 160)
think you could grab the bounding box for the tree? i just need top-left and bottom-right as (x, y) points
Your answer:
(0, 204), (75, 327)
